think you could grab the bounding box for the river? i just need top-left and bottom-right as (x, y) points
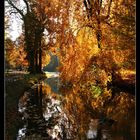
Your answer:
(16, 72), (135, 140)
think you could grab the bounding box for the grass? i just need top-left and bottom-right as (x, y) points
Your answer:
(5, 73), (47, 140)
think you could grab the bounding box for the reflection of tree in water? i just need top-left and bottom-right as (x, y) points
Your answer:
(61, 85), (135, 140)
(17, 82), (75, 139)
(62, 89), (92, 139)
(20, 84), (50, 139)
(17, 77), (135, 140)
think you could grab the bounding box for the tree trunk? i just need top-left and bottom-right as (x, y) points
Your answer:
(35, 50), (38, 73)
(96, 18), (102, 49)
(34, 30), (43, 73)
(28, 50), (35, 73)
(38, 36), (42, 73)
(24, 14), (36, 74)
(34, 35), (39, 73)
(39, 48), (42, 73)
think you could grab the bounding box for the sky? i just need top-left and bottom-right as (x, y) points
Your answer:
(5, 0), (25, 41)
(9, 19), (23, 41)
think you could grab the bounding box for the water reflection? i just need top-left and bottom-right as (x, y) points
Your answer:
(17, 76), (74, 139)
(44, 77), (59, 93)
(17, 72), (135, 140)
(87, 119), (98, 139)
(61, 87), (135, 140)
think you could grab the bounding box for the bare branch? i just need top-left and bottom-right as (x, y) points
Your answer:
(99, 0), (102, 8)
(6, 0), (24, 18)
(9, 11), (18, 15)
(103, 20), (113, 27)
(107, 0), (112, 18)
(99, 0), (113, 21)
(23, 0), (30, 13)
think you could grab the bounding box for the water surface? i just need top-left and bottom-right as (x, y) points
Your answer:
(17, 72), (135, 140)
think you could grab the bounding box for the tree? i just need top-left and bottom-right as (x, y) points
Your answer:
(83, 0), (113, 49)
(55, 0), (135, 86)
(5, 36), (28, 70)
(6, 0), (48, 73)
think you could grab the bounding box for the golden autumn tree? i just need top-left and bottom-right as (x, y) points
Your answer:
(6, 0), (52, 73)
(5, 35), (28, 70)
(56, 0), (135, 90)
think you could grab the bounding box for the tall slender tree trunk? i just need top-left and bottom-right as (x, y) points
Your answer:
(96, 2), (102, 49)
(28, 50), (35, 73)
(24, 13), (44, 74)
(24, 14), (36, 74)
(34, 33), (39, 73)
(38, 35), (42, 73)
(35, 50), (38, 73)
(39, 47), (42, 73)
(96, 19), (102, 49)
(34, 30), (43, 73)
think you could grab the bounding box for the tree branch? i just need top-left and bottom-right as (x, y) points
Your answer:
(99, 0), (112, 21)
(9, 11), (18, 15)
(23, 0), (30, 13)
(6, 0), (24, 17)
(100, 0), (102, 8)
(107, 0), (112, 18)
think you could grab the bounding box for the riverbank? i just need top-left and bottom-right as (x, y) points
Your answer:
(5, 73), (47, 140)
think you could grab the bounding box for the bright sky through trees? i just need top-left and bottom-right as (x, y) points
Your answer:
(9, 20), (22, 41)
(5, 0), (26, 41)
